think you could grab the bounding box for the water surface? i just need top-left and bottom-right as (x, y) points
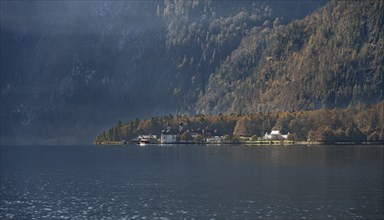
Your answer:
(1, 144), (383, 219)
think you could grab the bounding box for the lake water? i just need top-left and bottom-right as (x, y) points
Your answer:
(1, 144), (383, 219)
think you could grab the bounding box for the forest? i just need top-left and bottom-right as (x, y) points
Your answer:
(194, 0), (383, 113)
(95, 102), (384, 144)
(2, 0), (383, 144)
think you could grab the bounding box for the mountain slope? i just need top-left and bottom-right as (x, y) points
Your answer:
(1, 1), (177, 144)
(196, 0), (384, 114)
(1, 0), (325, 144)
(1, 0), (382, 144)
(161, 0), (326, 111)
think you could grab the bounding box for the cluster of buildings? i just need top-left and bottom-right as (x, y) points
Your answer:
(160, 122), (223, 144)
(132, 123), (290, 145)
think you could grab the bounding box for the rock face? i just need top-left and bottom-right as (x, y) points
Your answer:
(1, 0), (382, 144)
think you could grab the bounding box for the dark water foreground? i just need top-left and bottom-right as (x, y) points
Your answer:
(1, 144), (383, 219)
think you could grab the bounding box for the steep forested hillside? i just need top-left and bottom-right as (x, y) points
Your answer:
(1, 1), (176, 143)
(160, 0), (326, 111)
(196, 0), (384, 114)
(1, 0), (382, 144)
(1, 0), (324, 144)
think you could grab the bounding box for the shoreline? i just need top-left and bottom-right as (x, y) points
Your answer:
(94, 140), (384, 146)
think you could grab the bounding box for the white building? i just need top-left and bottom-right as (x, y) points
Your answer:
(160, 129), (179, 144)
(263, 130), (289, 140)
(140, 135), (157, 140)
(160, 133), (177, 143)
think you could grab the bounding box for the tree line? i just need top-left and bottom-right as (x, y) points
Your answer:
(95, 102), (384, 144)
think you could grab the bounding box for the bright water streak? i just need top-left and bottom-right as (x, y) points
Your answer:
(1, 145), (383, 219)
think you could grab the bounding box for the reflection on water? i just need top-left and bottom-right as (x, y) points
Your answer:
(1, 145), (383, 219)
